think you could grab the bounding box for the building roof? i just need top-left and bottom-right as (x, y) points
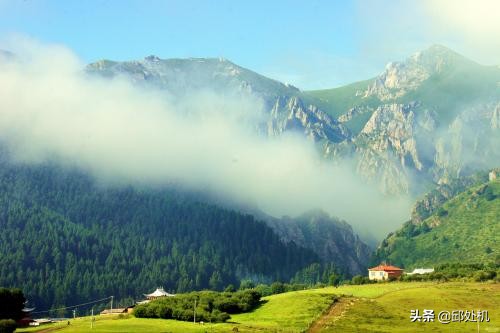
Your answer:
(407, 268), (434, 275)
(144, 287), (175, 298)
(368, 264), (403, 271)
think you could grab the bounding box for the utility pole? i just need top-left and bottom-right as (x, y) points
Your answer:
(111, 296), (114, 312)
(91, 308), (94, 329)
(193, 299), (197, 324)
(73, 309), (76, 319)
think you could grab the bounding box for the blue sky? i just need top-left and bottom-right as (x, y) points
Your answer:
(0, 0), (497, 89)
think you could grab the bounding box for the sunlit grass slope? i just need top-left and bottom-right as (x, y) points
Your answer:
(17, 282), (499, 332)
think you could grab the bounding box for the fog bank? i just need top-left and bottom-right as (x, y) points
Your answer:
(0, 39), (412, 238)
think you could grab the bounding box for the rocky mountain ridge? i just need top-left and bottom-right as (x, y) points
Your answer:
(316, 45), (500, 194)
(86, 56), (350, 143)
(87, 45), (499, 198)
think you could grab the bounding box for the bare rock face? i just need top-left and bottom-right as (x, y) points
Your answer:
(267, 96), (350, 142)
(360, 45), (464, 101)
(362, 62), (430, 100)
(325, 102), (431, 194)
(337, 106), (373, 123)
(324, 99), (499, 195)
(492, 104), (500, 129)
(326, 45), (500, 195)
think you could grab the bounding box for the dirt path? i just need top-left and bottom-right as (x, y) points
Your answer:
(307, 297), (358, 333)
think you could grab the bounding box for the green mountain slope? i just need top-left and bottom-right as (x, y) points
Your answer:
(373, 178), (500, 268)
(302, 79), (377, 117)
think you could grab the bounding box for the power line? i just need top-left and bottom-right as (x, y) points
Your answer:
(31, 296), (112, 315)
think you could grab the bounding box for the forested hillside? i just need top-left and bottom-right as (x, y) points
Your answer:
(0, 161), (319, 311)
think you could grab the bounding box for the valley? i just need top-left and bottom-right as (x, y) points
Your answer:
(0, 27), (499, 333)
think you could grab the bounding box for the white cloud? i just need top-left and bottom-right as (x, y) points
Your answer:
(423, 0), (500, 64)
(0, 38), (412, 238)
(352, 0), (500, 68)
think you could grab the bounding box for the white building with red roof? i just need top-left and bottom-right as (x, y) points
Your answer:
(368, 264), (404, 281)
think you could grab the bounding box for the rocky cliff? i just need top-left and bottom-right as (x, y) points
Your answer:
(317, 45), (500, 194)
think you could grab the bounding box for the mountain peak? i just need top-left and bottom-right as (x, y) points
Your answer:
(424, 44), (455, 54)
(144, 55), (161, 62)
(409, 44), (474, 69)
(361, 44), (478, 101)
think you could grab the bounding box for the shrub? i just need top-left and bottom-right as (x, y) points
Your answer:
(351, 275), (374, 284)
(474, 270), (496, 282)
(254, 284), (272, 297)
(210, 309), (230, 322)
(135, 289), (261, 322)
(224, 284), (236, 292)
(239, 280), (255, 290)
(270, 282), (286, 294)
(0, 319), (16, 333)
(436, 207), (448, 217)
(483, 186), (496, 201)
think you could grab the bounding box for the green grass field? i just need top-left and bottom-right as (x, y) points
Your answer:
(17, 282), (499, 333)
(320, 282), (500, 333)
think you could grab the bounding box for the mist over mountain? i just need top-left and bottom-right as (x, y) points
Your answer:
(0, 40), (412, 239)
(85, 56), (350, 143)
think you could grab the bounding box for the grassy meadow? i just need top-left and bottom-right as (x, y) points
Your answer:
(17, 281), (499, 333)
